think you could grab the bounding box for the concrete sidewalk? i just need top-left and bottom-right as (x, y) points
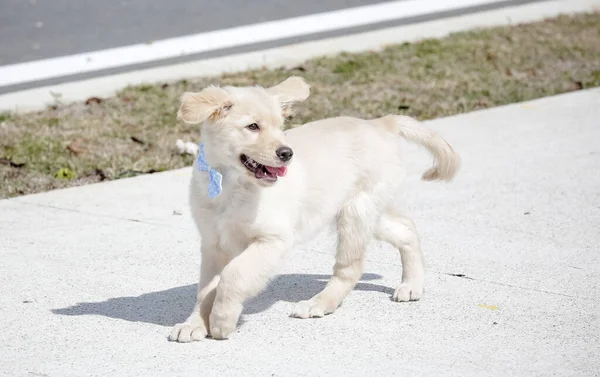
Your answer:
(1, 89), (599, 377)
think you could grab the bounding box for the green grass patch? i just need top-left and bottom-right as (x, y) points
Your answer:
(0, 112), (12, 123)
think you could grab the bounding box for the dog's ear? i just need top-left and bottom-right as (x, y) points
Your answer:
(178, 86), (232, 124)
(267, 76), (310, 117)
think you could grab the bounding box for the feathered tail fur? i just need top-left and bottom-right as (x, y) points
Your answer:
(380, 115), (461, 181)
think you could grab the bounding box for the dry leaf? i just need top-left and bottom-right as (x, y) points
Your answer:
(131, 136), (145, 145)
(568, 81), (583, 91)
(85, 96), (104, 105)
(0, 157), (26, 168)
(66, 139), (87, 155)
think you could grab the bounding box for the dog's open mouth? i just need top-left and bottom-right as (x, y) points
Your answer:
(240, 154), (287, 182)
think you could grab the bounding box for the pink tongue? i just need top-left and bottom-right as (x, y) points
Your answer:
(265, 166), (287, 177)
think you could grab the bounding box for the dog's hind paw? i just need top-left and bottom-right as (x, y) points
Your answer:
(289, 299), (334, 319)
(168, 319), (208, 343)
(392, 281), (424, 302)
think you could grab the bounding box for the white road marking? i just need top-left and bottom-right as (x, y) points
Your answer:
(0, 0), (505, 87)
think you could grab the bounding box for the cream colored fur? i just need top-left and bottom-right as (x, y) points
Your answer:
(169, 76), (460, 342)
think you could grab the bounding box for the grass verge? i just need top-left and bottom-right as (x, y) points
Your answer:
(1, 12), (600, 198)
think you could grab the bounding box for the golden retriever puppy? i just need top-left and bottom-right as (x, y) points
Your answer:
(169, 76), (460, 341)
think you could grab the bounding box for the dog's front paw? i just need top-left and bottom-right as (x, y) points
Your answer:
(393, 281), (424, 302)
(209, 303), (242, 340)
(290, 298), (335, 319)
(168, 312), (207, 343)
(210, 321), (235, 340)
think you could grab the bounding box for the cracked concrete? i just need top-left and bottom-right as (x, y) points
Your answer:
(1, 89), (599, 376)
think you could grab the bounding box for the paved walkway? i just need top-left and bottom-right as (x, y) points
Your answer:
(1, 89), (599, 377)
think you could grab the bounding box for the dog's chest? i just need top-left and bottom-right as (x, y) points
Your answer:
(214, 214), (252, 255)
(208, 195), (258, 255)
(191, 172), (293, 255)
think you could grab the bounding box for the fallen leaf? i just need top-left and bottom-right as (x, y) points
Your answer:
(55, 168), (77, 180)
(474, 99), (489, 108)
(526, 68), (538, 77)
(131, 136), (145, 145)
(85, 96), (104, 105)
(477, 303), (499, 310)
(93, 168), (107, 181)
(0, 157), (26, 168)
(568, 81), (583, 91)
(66, 139), (87, 155)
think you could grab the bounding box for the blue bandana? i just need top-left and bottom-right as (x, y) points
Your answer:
(196, 143), (223, 199)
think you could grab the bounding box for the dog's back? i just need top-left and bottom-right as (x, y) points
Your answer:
(284, 114), (460, 205)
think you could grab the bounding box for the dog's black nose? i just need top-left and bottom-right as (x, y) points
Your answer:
(276, 146), (294, 162)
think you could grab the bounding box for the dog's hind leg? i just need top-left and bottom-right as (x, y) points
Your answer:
(290, 192), (376, 319)
(374, 211), (424, 302)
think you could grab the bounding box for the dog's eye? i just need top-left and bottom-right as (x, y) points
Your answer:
(246, 123), (260, 131)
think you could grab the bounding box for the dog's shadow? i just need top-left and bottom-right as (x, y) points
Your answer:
(51, 273), (394, 327)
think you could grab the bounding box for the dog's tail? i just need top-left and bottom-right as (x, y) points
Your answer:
(380, 115), (461, 181)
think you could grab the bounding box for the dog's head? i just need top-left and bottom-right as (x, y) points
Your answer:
(178, 76), (310, 186)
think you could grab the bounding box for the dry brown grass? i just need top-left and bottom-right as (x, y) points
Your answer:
(1, 12), (600, 198)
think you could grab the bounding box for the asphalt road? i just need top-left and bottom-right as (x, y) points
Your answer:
(0, 0), (551, 94)
(0, 0), (388, 66)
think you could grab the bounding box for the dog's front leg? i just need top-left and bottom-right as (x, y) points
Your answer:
(169, 239), (227, 342)
(209, 238), (288, 339)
